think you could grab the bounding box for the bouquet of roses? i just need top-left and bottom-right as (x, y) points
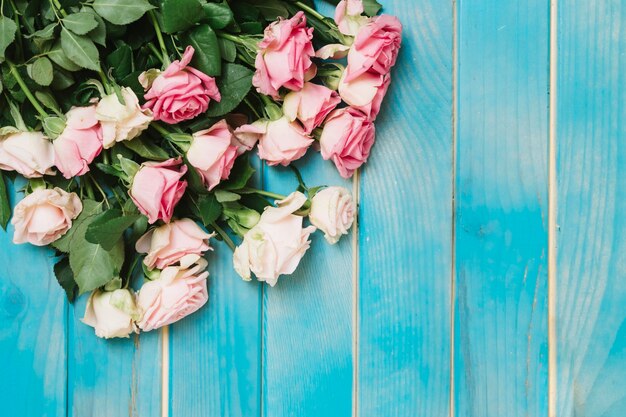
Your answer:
(0, 0), (401, 338)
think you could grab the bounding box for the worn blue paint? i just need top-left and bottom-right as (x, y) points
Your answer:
(2, 1), (626, 416)
(556, 2), (626, 416)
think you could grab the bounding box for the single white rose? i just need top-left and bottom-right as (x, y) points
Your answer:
(309, 186), (355, 244)
(82, 289), (139, 339)
(233, 191), (316, 286)
(96, 87), (153, 149)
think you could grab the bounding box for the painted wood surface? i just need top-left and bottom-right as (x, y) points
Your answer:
(556, 2), (626, 416)
(2, 1), (626, 417)
(454, 1), (549, 416)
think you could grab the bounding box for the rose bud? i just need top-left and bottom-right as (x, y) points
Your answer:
(233, 192), (316, 286)
(142, 46), (221, 124)
(96, 87), (153, 149)
(53, 105), (103, 179)
(235, 117), (313, 167)
(130, 158), (188, 224)
(319, 107), (375, 178)
(334, 0), (370, 36)
(252, 11), (316, 98)
(136, 254), (209, 331)
(187, 120), (239, 191)
(309, 187), (356, 244)
(12, 187), (82, 246)
(345, 15), (403, 82)
(283, 82), (341, 134)
(82, 289), (139, 339)
(338, 71), (391, 120)
(136, 219), (215, 270)
(0, 131), (55, 178)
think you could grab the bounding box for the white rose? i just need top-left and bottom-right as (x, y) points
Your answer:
(309, 186), (355, 244)
(233, 191), (316, 286)
(81, 289), (139, 339)
(96, 87), (153, 149)
(0, 131), (55, 178)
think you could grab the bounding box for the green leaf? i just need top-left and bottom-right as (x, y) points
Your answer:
(60, 28), (100, 71)
(25, 23), (58, 40)
(246, 0), (289, 20)
(51, 69), (75, 90)
(195, 193), (222, 226)
(92, 0), (155, 25)
(52, 200), (102, 253)
(0, 172), (11, 230)
(82, 8), (107, 46)
(215, 189), (240, 203)
(106, 42), (133, 80)
(218, 37), (236, 63)
(0, 16), (17, 61)
(47, 40), (82, 71)
(62, 12), (98, 35)
(54, 257), (77, 302)
(205, 63), (253, 117)
(85, 209), (142, 250)
(182, 24), (221, 77)
(123, 136), (169, 161)
(161, 0), (204, 33)
(202, 2), (234, 29)
(362, 0), (383, 16)
(29, 57), (54, 86)
(222, 154), (255, 190)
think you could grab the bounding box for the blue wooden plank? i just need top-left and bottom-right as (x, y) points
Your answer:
(357, 1), (453, 416)
(454, 1), (549, 416)
(0, 181), (66, 417)
(556, 2), (626, 416)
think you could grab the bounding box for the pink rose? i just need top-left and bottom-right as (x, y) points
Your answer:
(12, 187), (82, 246)
(233, 192), (316, 286)
(338, 71), (391, 120)
(130, 158), (188, 224)
(319, 108), (375, 178)
(335, 0), (369, 36)
(234, 117), (313, 166)
(143, 46), (221, 124)
(136, 254), (209, 331)
(283, 82), (341, 134)
(187, 120), (239, 191)
(0, 131), (55, 178)
(252, 11), (316, 98)
(136, 219), (214, 270)
(54, 105), (103, 179)
(345, 15), (403, 82)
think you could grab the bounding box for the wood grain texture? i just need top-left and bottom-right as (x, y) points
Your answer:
(454, 1), (549, 416)
(357, 1), (453, 416)
(556, 2), (626, 416)
(0, 180), (66, 417)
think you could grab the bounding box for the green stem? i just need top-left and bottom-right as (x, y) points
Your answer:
(217, 31), (248, 47)
(8, 62), (48, 119)
(239, 187), (287, 201)
(51, 0), (67, 16)
(83, 178), (95, 200)
(97, 69), (113, 94)
(148, 10), (171, 66)
(244, 97), (261, 119)
(150, 122), (171, 137)
(294, 1), (329, 23)
(211, 221), (236, 251)
(89, 174), (110, 208)
(147, 43), (164, 64)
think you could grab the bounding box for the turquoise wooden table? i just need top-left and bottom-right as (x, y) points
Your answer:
(2, 1), (625, 416)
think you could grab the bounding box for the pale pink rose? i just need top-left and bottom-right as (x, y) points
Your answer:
(338, 71), (391, 120)
(0, 131), (55, 178)
(319, 108), (375, 178)
(335, 0), (369, 36)
(54, 105), (103, 179)
(252, 11), (316, 98)
(235, 117), (313, 166)
(309, 186), (355, 244)
(136, 219), (215, 270)
(143, 46), (221, 124)
(12, 187), (82, 246)
(136, 254), (209, 331)
(96, 87), (153, 148)
(233, 191), (316, 286)
(130, 158), (188, 224)
(187, 120), (239, 191)
(82, 289), (139, 339)
(283, 82), (341, 134)
(345, 15), (403, 82)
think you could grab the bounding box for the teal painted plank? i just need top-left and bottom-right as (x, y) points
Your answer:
(357, 1), (453, 416)
(556, 2), (626, 416)
(169, 238), (261, 417)
(454, 1), (549, 416)
(0, 181), (66, 417)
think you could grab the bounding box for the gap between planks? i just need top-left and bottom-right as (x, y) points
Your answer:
(162, 325), (170, 417)
(548, 0), (558, 416)
(352, 170), (361, 417)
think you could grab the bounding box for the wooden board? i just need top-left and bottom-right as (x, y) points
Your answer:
(556, 2), (626, 416)
(454, 1), (549, 416)
(357, 1), (453, 416)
